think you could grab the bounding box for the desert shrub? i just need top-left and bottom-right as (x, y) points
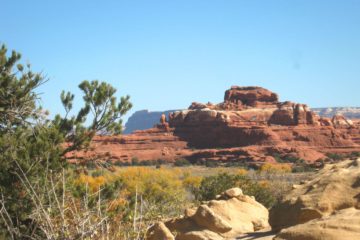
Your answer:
(131, 157), (140, 165)
(260, 163), (292, 174)
(182, 174), (203, 195)
(205, 160), (220, 168)
(326, 153), (345, 161)
(224, 161), (250, 168)
(75, 174), (107, 192)
(271, 154), (315, 172)
(273, 153), (283, 163)
(237, 168), (249, 176)
(194, 173), (276, 208)
(350, 152), (360, 158)
(91, 169), (105, 177)
(292, 163), (314, 173)
(274, 154), (305, 164)
(157, 159), (167, 165)
(174, 158), (191, 166)
(114, 160), (130, 167)
(129, 158), (167, 167)
(85, 160), (97, 169)
(283, 156), (302, 163)
(63, 166), (193, 239)
(115, 167), (188, 218)
(140, 160), (153, 166)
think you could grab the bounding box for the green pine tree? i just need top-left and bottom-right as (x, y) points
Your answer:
(0, 44), (132, 238)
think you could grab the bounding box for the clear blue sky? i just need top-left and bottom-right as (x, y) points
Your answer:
(2, 0), (360, 121)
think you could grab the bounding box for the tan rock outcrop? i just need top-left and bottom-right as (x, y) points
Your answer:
(145, 188), (269, 240)
(146, 222), (175, 240)
(224, 187), (243, 198)
(270, 159), (360, 231)
(274, 208), (360, 240)
(192, 205), (232, 233)
(176, 230), (224, 240)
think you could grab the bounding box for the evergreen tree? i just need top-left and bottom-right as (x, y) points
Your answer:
(54, 80), (132, 154)
(0, 44), (132, 238)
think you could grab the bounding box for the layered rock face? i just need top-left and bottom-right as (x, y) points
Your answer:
(170, 86), (324, 129)
(174, 86), (318, 128)
(124, 107), (360, 135)
(146, 188), (269, 240)
(68, 86), (360, 164)
(168, 86), (358, 158)
(66, 127), (192, 164)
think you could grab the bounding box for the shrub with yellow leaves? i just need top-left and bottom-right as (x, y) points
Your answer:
(182, 175), (203, 194)
(260, 163), (292, 174)
(237, 168), (248, 176)
(75, 174), (106, 192)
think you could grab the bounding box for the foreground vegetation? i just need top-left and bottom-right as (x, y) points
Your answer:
(8, 164), (308, 239)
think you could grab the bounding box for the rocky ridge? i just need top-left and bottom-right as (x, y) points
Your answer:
(68, 86), (360, 165)
(313, 107), (360, 119)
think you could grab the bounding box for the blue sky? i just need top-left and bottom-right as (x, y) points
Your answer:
(2, 0), (360, 121)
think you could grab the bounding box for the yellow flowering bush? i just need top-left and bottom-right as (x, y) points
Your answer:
(260, 163), (292, 174)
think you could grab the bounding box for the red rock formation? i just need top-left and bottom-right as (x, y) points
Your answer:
(68, 86), (360, 165)
(167, 86), (360, 161)
(331, 114), (354, 128)
(66, 126), (192, 164)
(224, 86), (279, 109)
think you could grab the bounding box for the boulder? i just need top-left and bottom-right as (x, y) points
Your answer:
(145, 188), (269, 240)
(192, 205), (232, 233)
(146, 222), (175, 240)
(224, 187), (243, 198)
(184, 207), (197, 218)
(208, 195), (269, 236)
(270, 159), (360, 231)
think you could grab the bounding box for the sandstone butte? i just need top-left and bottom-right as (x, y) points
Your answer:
(66, 86), (360, 165)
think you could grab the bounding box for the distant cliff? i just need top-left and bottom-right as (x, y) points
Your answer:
(124, 107), (360, 134)
(312, 107), (360, 119)
(124, 110), (178, 134)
